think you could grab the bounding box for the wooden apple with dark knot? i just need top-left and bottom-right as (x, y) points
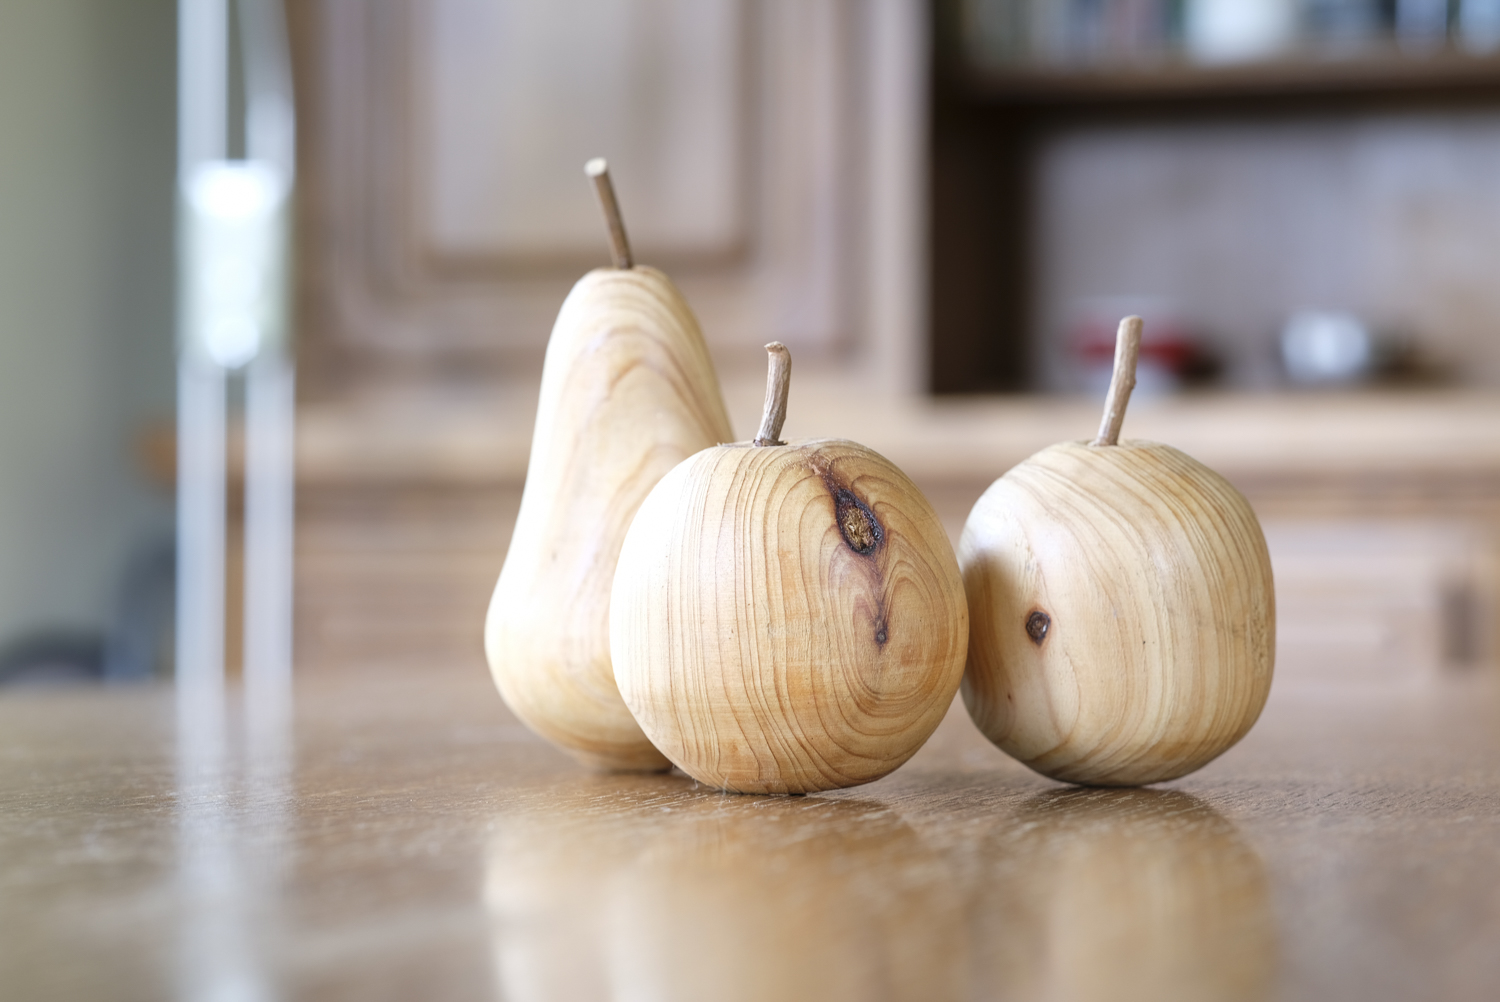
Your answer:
(960, 317), (1275, 786)
(610, 344), (969, 794)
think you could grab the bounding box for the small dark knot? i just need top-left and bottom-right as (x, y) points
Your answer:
(833, 489), (882, 556)
(1026, 610), (1051, 646)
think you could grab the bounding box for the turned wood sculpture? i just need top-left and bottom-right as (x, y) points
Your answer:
(959, 316), (1275, 786)
(611, 343), (969, 794)
(485, 160), (734, 771)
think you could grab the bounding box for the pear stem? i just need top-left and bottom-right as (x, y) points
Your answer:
(754, 342), (791, 447)
(585, 158), (633, 269)
(1091, 315), (1143, 448)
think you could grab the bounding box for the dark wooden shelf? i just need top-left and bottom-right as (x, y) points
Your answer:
(928, 0), (1500, 395)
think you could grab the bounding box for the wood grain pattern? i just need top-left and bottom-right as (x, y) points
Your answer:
(960, 440), (1275, 786)
(611, 438), (968, 794)
(485, 266), (733, 771)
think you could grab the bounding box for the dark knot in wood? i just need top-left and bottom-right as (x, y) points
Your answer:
(1026, 610), (1051, 646)
(833, 489), (882, 556)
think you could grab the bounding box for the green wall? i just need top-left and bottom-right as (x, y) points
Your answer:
(0, 0), (177, 650)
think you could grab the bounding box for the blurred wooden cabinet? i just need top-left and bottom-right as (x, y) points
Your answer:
(290, 0), (927, 396)
(278, 2), (1500, 686)
(280, 388), (1500, 682)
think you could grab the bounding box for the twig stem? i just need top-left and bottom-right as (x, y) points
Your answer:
(754, 343), (791, 447)
(584, 158), (633, 269)
(1091, 316), (1143, 448)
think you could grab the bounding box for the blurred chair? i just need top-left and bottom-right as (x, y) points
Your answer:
(0, 630), (105, 686)
(104, 534), (176, 682)
(0, 534), (174, 686)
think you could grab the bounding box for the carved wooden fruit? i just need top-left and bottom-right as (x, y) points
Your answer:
(611, 344), (968, 794)
(960, 317), (1275, 786)
(485, 161), (733, 771)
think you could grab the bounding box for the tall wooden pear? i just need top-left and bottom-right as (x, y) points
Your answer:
(960, 317), (1275, 786)
(485, 160), (734, 771)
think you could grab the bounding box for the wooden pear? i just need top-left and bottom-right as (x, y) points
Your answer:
(610, 344), (969, 794)
(959, 317), (1275, 787)
(485, 160), (734, 771)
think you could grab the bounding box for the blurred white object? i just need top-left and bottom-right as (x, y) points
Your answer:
(176, 0), (295, 781)
(1281, 311), (1374, 385)
(1185, 0), (1299, 64)
(243, 349), (294, 748)
(235, 0), (297, 751)
(176, 0), (230, 747)
(1460, 0), (1500, 52)
(182, 161), (289, 369)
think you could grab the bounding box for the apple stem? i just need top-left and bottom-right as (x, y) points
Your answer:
(1091, 315), (1144, 448)
(585, 158), (633, 269)
(754, 342), (791, 447)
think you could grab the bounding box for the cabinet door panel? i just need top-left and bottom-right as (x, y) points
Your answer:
(417, 0), (745, 266)
(294, 0), (923, 385)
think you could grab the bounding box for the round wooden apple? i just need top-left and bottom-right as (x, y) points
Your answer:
(611, 344), (969, 794)
(960, 317), (1274, 786)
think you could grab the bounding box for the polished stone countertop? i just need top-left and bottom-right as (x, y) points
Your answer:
(2, 666), (1498, 1001)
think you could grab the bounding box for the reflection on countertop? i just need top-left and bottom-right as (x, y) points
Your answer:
(485, 779), (1273, 1002)
(1, 666), (1497, 1001)
(486, 781), (966, 1002)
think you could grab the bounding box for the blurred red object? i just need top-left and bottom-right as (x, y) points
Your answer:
(1067, 307), (1218, 392)
(1072, 315), (1202, 373)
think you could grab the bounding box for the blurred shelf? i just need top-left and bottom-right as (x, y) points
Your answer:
(144, 383), (1500, 515)
(929, 0), (1500, 394)
(136, 383), (1500, 673)
(963, 50), (1500, 111)
(277, 384), (1500, 507)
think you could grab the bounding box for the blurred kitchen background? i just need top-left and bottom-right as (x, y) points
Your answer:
(4, 0), (1500, 688)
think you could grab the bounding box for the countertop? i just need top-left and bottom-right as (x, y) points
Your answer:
(3, 667), (1498, 1001)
